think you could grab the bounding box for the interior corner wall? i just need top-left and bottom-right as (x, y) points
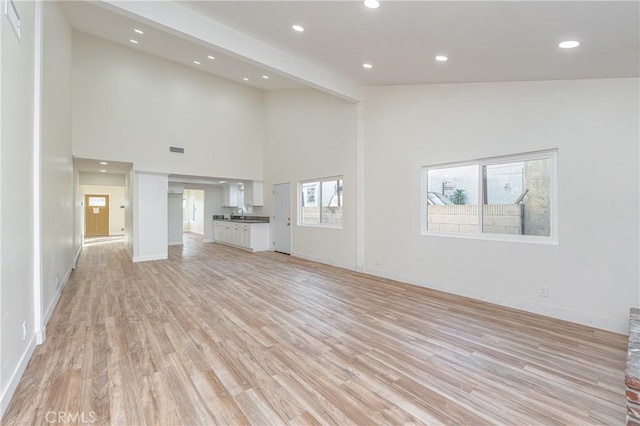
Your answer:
(203, 187), (221, 242)
(362, 78), (640, 334)
(0, 0), (36, 417)
(263, 89), (358, 270)
(41, 0), (73, 326)
(124, 168), (134, 258)
(73, 165), (82, 265)
(71, 32), (264, 181)
(168, 193), (183, 245)
(133, 172), (168, 262)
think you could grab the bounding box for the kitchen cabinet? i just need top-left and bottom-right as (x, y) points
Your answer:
(221, 184), (239, 207)
(244, 181), (264, 207)
(213, 221), (270, 252)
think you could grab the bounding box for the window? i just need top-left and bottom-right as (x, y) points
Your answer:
(299, 176), (343, 227)
(88, 196), (106, 207)
(423, 150), (557, 243)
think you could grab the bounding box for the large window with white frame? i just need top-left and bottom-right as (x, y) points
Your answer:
(299, 176), (343, 227)
(423, 150), (557, 243)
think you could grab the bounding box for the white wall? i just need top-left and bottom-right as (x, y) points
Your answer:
(203, 188), (220, 242)
(71, 32), (264, 181)
(168, 193), (183, 245)
(264, 89), (358, 270)
(41, 0), (73, 328)
(73, 165), (82, 266)
(79, 172), (125, 187)
(133, 172), (168, 262)
(124, 168), (134, 257)
(80, 185), (125, 236)
(363, 78), (639, 333)
(0, 0), (36, 416)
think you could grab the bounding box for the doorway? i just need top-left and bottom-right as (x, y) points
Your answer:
(84, 194), (109, 237)
(183, 189), (205, 235)
(273, 183), (291, 254)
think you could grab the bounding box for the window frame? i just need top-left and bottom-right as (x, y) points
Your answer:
(421, 149), (558, 244)
(298, 175), (344, 229)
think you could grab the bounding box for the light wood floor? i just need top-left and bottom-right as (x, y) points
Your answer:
(3, 233), (627, 425)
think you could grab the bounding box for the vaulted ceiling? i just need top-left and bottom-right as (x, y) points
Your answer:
(64, 1), (639, 101)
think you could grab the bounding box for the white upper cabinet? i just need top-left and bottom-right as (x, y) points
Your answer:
(244, 181), (264, 207)
(221, 184), (239, 207)
(168, 183), (184, 194)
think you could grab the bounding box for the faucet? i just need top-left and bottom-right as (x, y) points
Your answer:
(238, 207), (244, 220)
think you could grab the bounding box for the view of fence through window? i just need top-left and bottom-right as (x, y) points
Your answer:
(425, 152), (553, 238)
(300, 177), (344, 227)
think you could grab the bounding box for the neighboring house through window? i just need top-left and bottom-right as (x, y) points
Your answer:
(299, 176), (344, 228)
(423, 150), (557, 243)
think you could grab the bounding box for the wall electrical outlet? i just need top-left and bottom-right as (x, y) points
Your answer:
(539, 285), (549, 297)
(22, 321), (27, 341)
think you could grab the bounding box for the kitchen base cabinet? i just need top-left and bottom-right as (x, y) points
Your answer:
(213, 221), (270, 252)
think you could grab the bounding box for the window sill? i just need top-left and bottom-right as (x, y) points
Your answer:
(422, 230), (558, 245)
(298, 223), (344, 230)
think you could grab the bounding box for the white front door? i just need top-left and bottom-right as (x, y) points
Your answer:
(273, 183), (291, 254)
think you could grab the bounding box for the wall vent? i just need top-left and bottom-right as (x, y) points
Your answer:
(169, 146), (185, 154)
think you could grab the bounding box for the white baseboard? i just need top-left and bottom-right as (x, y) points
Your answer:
(168, 240), (183, 246)
(133, 254), (168, 263)
(72, 245), (82, 269)
(362, 266), (627, 335)
(43, 267), (71, 327)
(203, 238), (214, 243)
(0, 335), (37, 419)
(291, 251), (357, 272)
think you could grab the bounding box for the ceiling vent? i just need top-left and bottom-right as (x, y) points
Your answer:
(169, 146), (184, 154)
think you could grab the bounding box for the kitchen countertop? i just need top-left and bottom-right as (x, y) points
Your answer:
(213, 215), (270, 224)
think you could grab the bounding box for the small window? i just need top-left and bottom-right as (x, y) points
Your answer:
(88, 196), (106, 207)
(299, 176), (343, 228)
(423, 150), (557, 243)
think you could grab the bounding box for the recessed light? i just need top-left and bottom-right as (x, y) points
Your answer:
(292, 24), (304, 32)
(243, 77), (249, 81)
(362, 63), (373, 69)
(559, 40), (580, 49)
(134, 29), (144, 35)
(100, 170), (107, 173)
(364, 0), (380, 9)
(207, 55), (215, 60)
(219, 181), (227, 184)
(435, 55), (448, 62)
(193, 60), (201, 65)
(129, 39), (138, 44)
(100, 161), (108, 165)
(262, 75), (269, 79)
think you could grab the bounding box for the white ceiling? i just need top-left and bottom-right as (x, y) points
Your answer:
(63, 1), (639, 91)
(181, 1), (639, 85)
(62, 1), (306, 90)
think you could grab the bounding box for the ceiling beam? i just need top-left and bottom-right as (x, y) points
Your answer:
(101, 1), (363, 102)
